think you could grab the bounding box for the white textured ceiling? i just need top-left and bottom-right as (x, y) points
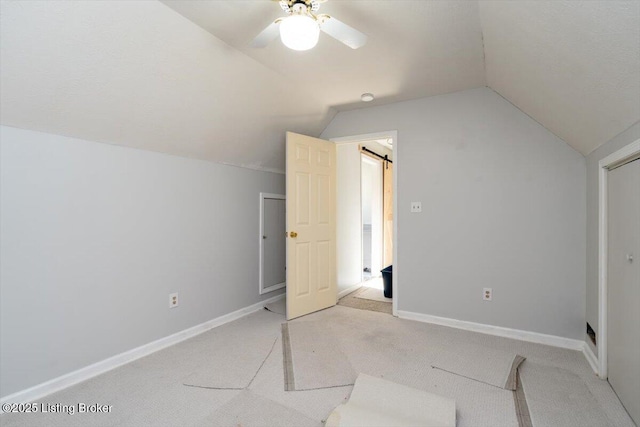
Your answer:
(0, 0), (333, 173)
(160, 0), (487, 111)
(479, 1), (640, 155)
(1, 1), (639, 172)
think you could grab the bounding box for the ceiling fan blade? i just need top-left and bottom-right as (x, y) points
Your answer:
(250, 20), (281, 48)
(319, 15), (367, 49)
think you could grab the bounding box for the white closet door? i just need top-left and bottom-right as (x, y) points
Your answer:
(607, 158), (640, 425)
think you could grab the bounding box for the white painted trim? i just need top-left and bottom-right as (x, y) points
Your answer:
(330, 130), (398, 316)
(600, 139), (640, 171)
(0, 293), (285, 408)
(219, 160), (285, 175)
(391, 132), (398, 317)
(598, 161), (608, 378)
(338, 282), (364, 299)
(332, 131), (397, 145)
(583, 342), (599, 375)
(397, 310), (584, 350)
(259, 192), (286, 295)
(597, 138), (640, 379)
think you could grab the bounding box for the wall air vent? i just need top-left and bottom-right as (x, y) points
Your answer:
(586, 322), (596, 346)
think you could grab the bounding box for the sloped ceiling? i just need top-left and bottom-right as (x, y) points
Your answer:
(1, 1), (639, 173)
(479, 1), (640, 155)
(159, 0), (487, 111)
(0, 0), (334, 173)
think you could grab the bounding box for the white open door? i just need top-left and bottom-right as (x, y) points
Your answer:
(286, 132), (337, 320)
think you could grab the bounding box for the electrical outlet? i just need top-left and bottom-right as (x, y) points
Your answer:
(410, 201), (422, 213)
(169, 292), (179, 308)
(483, 288), (492, 301)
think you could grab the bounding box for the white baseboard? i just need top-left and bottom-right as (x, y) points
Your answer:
(582, 342), (599, 375)
(338, 283), (363, 299)
(0, 293), (285, 408)
(397, 310), (585, 351)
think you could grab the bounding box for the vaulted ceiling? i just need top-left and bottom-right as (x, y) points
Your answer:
(1, 1), (638, 173)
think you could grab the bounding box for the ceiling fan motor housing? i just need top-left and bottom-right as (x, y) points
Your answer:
(257, 0), (365, 50)
(281, 0), (321, 15)
(292, 3), (308, 14)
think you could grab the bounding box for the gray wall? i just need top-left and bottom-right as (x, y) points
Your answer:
(585, 121), (640, 353)
(322, 87), (586, 339)
(0, 126), (284, 398)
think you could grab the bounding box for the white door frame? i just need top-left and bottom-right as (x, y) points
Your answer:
(331, 131), (398, 316)
(597, 138), (640, 379)
(259, 192), (286, 295)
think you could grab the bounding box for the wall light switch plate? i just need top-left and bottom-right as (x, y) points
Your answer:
(411, 202), (422, 213)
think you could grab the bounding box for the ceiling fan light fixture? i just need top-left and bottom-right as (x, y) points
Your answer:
(279, 14), (320, 51)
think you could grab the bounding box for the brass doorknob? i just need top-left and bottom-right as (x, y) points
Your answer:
(290, 231), (298, 238)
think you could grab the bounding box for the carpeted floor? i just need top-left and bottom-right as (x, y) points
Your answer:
(354, 287), (392, 303)
(430, 344), (525, 390)
(0, 303), (634, 427)
(282, 322), (357, 391)
(337, 287), (392, 314)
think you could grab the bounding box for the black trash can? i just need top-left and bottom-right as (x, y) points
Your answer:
(381, 265), (393, 298)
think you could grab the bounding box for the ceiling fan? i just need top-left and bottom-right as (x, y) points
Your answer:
(250, 0), (367, 51)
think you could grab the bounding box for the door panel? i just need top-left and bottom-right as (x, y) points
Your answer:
(317, 148), (332, 167)
(607, 158), (640, 425)
(317, 240), (331, 291)
(318, 174), (331, 224)
(295, 242), (310, 296)
(286, 132), (337, 320)
(295, 173), (310, 225)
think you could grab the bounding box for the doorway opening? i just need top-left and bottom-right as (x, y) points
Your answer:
(333, 133), (396, 315)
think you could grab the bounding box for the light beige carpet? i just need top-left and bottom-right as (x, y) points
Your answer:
(431, 345), (525, 390)
(282, 321), (357, 391)
(519, 362), (625, 427)
(264, 298), (286, 315)
(354, 287), (392, 302)
(307, 306), (520, 427)
(182, 336), (278, 390)
(1, 305), (634, 427)
(201, 390), (321, 427)
(338, 288), (392, 314)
